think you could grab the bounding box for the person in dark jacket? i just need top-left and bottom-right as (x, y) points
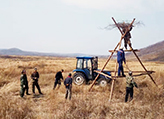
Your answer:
(117, 48), (126, 77)
(64, 73), (72, 100)
(53, 69), (64, 90)
(20, 69), (30, 97)
(31, 68), (43, 95)
(125, 71), (138, 102)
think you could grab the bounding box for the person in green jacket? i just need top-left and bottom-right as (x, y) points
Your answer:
(20, 69), (30, 97)
(125, 71), (138, 102)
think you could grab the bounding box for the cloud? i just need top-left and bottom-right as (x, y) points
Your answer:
(62, 0), (164, 13)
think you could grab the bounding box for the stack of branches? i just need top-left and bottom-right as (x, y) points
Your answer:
(104, 20), (144, 30)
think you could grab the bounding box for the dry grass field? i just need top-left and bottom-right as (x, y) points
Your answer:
(0, 56), (164, 119)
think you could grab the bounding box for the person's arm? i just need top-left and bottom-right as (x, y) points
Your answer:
(61, 73), (63, 80)
(64, 79), (66, 86)
(132, 80), (138, 88)
(31, 73), (34, 79)
(37, 72), (39, 79)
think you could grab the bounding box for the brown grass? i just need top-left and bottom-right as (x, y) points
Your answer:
(0, 56), (164, 119)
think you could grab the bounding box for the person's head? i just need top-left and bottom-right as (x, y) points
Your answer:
(68, 73), (72, 77)
(61, 69), (64, 72)
(34, 67), (37, 72)
(129, 71), (132, 76)
(21, 69), (26, 74)
(119, 47), (123, 50)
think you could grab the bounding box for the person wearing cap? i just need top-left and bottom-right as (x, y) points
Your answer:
(117, 47), (126, 77)
(53, 69), (64, 90)
(64, 73), (72, 100)
(31, 68), (43, 95)
(125, 71), (138, 102)
(20, 69), (30, 97)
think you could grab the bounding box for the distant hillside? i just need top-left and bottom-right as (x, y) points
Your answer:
(1, 40), (164, 61)
(127, 40), (164, 62)
(0, 48), (86, 57)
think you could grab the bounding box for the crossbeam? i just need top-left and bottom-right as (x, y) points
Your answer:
(109, 49), (139, 52)
(94, 70), (155, 79)
(94, 70), (112, 79)
(107, 70), (155, 73)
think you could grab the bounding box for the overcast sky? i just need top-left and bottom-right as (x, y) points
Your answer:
(0, 0), (164, 55)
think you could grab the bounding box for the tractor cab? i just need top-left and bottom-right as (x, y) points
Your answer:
(75, 56), (94, 80)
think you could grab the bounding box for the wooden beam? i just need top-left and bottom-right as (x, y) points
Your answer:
(94, 70), (112, 79)
(94, 70), (154, 79)
(109, 49), (139, 52)
(106, 70), (155, 73)
(109, 55), (118, 102)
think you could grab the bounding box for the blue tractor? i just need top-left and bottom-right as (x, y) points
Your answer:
(72, 56), (111, 87)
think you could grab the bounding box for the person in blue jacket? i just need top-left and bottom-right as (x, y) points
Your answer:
(117, 47), (126, 77)
(64, 73), (72, 100)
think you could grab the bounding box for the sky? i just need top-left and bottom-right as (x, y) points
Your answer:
(0, 0), (164, 55)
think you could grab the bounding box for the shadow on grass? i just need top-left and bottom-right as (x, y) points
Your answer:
(32, 94), (44, 98)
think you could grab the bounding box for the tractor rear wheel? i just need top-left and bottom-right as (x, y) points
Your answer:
(73, 73), (86, 85)
(98, 78), (108, 87)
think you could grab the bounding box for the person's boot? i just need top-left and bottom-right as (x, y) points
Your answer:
(125, 44), (127, 50)
(39, 92), (43, 95)
(129, 43), (132, 50)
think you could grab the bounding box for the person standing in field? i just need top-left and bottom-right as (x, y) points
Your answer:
(117, 47), (126, 77)
(20, 69), (30, 97)
(64, 73), (72, 100)
(31, 68), (43, 95)
(53, 69), (64, 90)
(125, 71), (138, 102)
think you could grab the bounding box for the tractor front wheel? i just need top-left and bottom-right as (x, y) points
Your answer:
(73, 73), (86, 85)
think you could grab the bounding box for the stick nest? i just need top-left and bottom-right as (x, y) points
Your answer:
(104, 20), (144, 30)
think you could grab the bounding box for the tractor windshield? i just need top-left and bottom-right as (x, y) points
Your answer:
(83, 59), (92, 69)
(76, 59), (83, 69)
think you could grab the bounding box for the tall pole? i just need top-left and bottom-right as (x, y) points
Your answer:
(109, 42), (121, 102)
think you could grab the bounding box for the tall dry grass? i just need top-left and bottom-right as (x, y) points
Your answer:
(0, 56), (164, 119)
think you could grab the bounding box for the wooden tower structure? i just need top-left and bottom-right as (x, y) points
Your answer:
(88, 17), (157, 102)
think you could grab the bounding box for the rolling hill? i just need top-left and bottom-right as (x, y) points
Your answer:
(127, 40), (164, 62)
(0, 48), (86, 57)
(0, 40), (164, 61)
